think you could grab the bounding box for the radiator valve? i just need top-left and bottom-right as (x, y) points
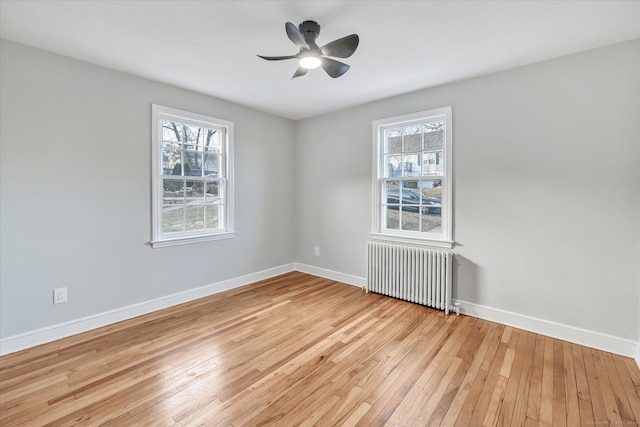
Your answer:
(453, 302), (461, 315)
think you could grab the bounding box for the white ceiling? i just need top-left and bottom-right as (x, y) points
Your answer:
(1, 1), (638, 120)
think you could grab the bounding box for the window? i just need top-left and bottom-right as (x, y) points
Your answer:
(372, 107), (452, 248)
(151, 105), (234, 248)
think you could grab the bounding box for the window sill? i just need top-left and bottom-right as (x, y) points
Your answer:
(150, 232), (235, 248)
(369, 232), (454, 249)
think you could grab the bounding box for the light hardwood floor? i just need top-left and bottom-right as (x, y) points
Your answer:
(1, 272), (639, 426)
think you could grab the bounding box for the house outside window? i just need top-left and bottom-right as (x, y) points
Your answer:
(151, 105), (234, 248)
(371, 107), (452, 248)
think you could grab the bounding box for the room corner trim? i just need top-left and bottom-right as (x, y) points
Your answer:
(0, 263), (297, 356)
(455, 299), (639, 360)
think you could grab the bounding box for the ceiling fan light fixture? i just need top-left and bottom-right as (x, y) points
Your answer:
(299, 55), (321, 69)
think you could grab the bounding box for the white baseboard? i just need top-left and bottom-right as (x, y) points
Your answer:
(294, 263), (366, 288)
(455, 299), (639, 361)
(0, 263), (296, 356)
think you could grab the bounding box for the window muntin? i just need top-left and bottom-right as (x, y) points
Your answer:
(151, 105), (234, 247)
(373, 107), (452, 246)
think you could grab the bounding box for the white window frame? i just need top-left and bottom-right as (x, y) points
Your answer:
(371, 106), (453, 249)
(150, 104), (234, 248)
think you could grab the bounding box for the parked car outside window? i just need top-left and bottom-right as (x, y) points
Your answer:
(386, 188), (441, 214)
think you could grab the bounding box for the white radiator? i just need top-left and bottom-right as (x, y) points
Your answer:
(366, 242), (455, 314)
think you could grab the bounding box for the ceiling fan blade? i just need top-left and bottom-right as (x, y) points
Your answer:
(257, 54), (298, 61)
(321, 57), (350, 78)
(292, 67), (308, 79)
(285, 22), (309, 50)
(320, 34), (359, 58)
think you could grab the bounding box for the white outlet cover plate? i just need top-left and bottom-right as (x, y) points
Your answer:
(53, 287), (68, 304)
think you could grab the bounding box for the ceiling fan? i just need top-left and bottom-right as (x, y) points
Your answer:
(258, 21), (359, 79)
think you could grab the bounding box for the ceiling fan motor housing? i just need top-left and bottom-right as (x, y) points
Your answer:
(299, 21), (321, 47)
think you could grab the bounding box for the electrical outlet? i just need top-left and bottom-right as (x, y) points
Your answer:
(53, 287), (68, 304)
(314, 247), (320, 256)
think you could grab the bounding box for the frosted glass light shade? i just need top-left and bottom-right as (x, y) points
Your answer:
(299, 56), (321, 69)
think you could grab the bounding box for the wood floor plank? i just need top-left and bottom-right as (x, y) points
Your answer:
(538, 336), (554, 427)
(591, 349), (624, 425)
(425, 320), (491, 427)
(614, 355), (640, 421)
(562, 341), (580, 427)
(450, 323), (504, 427)
(525, 330), (545, 424)
(572, 343), (595, 427)
(437, 321), (494, 427)
(388, 316), (476, 426)
(467, 340), (508, 425)
(584, 346), (613, 425)
(1, 272), (639, 426)
(602, 351), (636, 424)
(494, 328), (522, 427)
(502, 330), (535, 427)
(551, 339), (567, 427)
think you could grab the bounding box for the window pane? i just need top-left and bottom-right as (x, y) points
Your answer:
(402, 154), (420, 176)
(205, 129), (222, 152)
(203, 154), (219, 177)
(385, 129), (402, 154)
(424, 123), (444, 150)
(385, 206), (400, 230)
(384, 154), (401, 177)
(183, 151), (201, 176)
(205, 180), (220, 200)
(185, 199), (205, 231)
(422, 151), (443, 175)
(187, 183), (205, 198)
(422, 210), (441, 233)
(401, 210), (420, 231)
(162, 149), (182, 175)
(403, 132), (422, 152)
(206, 204), (221, 230)
(420, 179), (443, 201)
(193, 153), (204, 177)
(385, 181), (400, 206)
(402, 181), (420, 205)
(163, 206), (184, 233)
(163, 179), (184, 199)
(419, 179), (443, 232)
(162, 121), (182, 142)
(184, 124), (202, 147)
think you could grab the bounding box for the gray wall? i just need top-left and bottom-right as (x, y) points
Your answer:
(294, 40), (640, 341)
(0, 40), (295, 338)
